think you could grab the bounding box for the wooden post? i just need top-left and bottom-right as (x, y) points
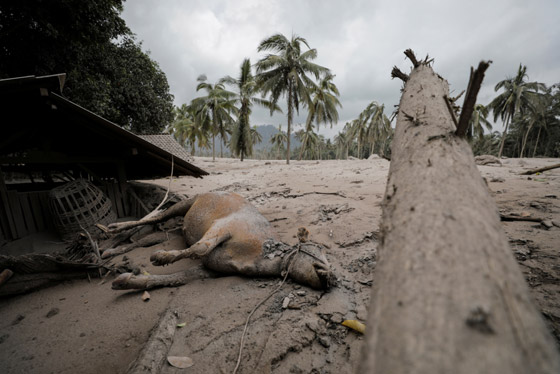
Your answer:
(358, 55), (560, 374)
(0, 167), (17, 240)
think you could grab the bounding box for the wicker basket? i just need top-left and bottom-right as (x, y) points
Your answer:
(48, 179), (116, 240)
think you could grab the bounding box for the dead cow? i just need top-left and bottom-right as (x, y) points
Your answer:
(109, 192), (335, 290)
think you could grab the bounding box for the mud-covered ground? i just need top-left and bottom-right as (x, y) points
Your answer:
(0, 157), (558, 373)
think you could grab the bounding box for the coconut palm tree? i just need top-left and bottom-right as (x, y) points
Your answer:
(467, 104), (493, 141)
(350, 118), (368, 159)
(518, 87), (556, 157)
(191, 75), (237, 161)
(488, 65), (545, 157)
(166, 104), (200, 155)
(256, 33), (329, 164)
(222, 58), (280, 161)
(250, 126), (262, 147)
(270, 125), (288, 160)
(334, 130), (349, 159)
(298, 73), (341, 160)
(360, 102), (391, 157)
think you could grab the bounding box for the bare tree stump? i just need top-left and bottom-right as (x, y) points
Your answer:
(358, 59), (560, 373)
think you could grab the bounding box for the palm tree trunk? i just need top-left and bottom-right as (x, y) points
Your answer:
(520, 122), (534, 158)
(497, 113), (511, 158)
(299, 135), (307, 161)
(212, 134), (216, 161)
(286, 88), (293, 165)
(357, 140), (361, 159)
(359, 62), (560, 374)
(532, 126), (542, 158)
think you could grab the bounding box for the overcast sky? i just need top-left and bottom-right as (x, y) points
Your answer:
(122, 0), (560, 138)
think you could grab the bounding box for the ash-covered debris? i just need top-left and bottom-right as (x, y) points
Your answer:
(335, 232), (378, 248)
(262, 239), (292, 259)
(313, 204), (354, 224)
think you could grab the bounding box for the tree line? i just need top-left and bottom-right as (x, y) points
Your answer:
(472, 65), (560, 158)
(3, 1), (556, 160)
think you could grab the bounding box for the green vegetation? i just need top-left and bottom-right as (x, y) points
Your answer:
(13, 1), (553, 161)
(475, 66), (559, 158)
(0, 0), (174, 134)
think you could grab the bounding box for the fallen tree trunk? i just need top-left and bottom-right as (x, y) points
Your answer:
(358, 53), (560, 374)
(126, 308), (178, 374)
(520, 163), (560, 175)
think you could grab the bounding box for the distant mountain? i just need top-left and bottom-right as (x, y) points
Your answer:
(253, 124), (301, 151)
(190, 124), (300, 157)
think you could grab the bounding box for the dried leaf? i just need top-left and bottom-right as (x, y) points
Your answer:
(142, 291), (150, 301)
(177, 322), (186, 328)
(342, 319), (366, 334)
(167, 356), (193, 368)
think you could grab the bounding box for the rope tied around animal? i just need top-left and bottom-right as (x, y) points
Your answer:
(233, 234), (309, 374)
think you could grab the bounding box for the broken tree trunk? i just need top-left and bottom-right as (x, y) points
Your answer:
(520, 163), (560, 175)
(358, 56), (560, 374)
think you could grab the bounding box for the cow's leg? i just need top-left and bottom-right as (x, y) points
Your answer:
(150, 229), (232, 266)
(107, 197), (196, 233)
(111, 265), (213, 290)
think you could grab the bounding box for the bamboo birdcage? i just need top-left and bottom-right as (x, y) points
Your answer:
(48, 179), (116, 240)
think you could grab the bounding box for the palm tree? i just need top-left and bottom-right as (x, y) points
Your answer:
(334, 130), (349, 159)
(166, 104), (200, 155)
(250, 126), (262, 147)
(488, 65), (545, 157)
(270, 125), (288, 160)
(467, 104), (493, 141)
(256, 33), (329, 164)
(191, 75), (237, 161)
(299, 73), (342, 160)
(518, 87), (555, 157)
(360, 102), (391, 157)
(222, 58), (280, 161)
(350, 118), (368, 159)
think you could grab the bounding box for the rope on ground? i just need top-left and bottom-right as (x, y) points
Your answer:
(232, 244), (301, 374)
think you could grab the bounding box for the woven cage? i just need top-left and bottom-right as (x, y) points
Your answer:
(48, 179), (117, 240)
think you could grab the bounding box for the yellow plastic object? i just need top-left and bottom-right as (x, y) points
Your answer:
(342, 319), (366, 334)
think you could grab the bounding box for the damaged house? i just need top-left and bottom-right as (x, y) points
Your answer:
(0, 74), (207, 244)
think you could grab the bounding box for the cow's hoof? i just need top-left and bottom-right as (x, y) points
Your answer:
(150, 250), (180, 266)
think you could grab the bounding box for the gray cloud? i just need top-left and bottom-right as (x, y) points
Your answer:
(122, 0), (560, 138)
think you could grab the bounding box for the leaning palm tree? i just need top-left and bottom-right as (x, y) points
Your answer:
(334, 130), (349, 159)
(467, 104), (493, 141)
(359, 101), (391, 157)
(299, 73), (342, 160)
(250, 125), (263, 148)
(270, 125), (288, 160)
(222, 58), (280, 161)
(488, 65), (545, 157)
(256, 33), (330, 164)
(350, 117), (368, 159)
(191, 75), (237, 161)
(166, 104), (191, 146)
(518, 87), (554, 157)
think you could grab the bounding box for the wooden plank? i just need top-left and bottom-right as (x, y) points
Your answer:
(29, 193), (46, 231)
(112, 182), (125, 218)
(117, 163), (130, 216)
(39, 192), (55, 231)
(8, 191), (28, 238)
(0, 167), (17, 239)
(19, 193), (37, 234)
